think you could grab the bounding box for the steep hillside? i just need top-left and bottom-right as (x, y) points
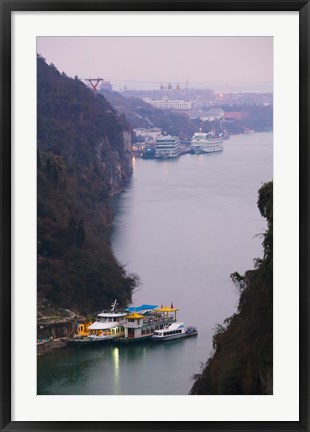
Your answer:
(190, 182), (273, 395)
(37, 55), (138, 316)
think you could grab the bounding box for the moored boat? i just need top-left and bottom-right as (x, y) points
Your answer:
(67, 301), (197, 346)
(151, 322), (198, 341)
(155, 134), (181, 159)
(87, 300), (127, 343)
(142, 146), (156, 159)
(191, 129), (223, 154)
(67, 300), (126, 346)
(115, 304), (179, 343)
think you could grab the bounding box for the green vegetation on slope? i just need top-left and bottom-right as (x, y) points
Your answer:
(37, 55), (138, 316)
(190, 181), (273, 395)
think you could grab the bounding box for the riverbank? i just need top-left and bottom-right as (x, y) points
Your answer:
(37, 338), (69, 356)
(37, 311), (88, 356)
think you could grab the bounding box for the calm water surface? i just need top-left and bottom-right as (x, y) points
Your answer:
(37, 133), (273, 395)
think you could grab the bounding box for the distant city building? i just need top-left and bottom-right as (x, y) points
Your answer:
(143, 97), (194, 110)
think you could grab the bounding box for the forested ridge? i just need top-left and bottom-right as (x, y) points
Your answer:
(190, 181), (273, 395)
(37, 55), (138, 316)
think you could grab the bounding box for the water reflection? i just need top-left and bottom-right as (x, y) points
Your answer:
(112, 347), (119, 393)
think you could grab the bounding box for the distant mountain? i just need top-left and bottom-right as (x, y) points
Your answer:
(190, 182), (273, 395)
(37, 55), (138, 316)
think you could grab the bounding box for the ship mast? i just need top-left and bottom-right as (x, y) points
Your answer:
(110, 299), (118, 312)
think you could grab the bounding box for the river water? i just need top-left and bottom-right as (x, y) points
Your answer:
(37, 132), (273, 395)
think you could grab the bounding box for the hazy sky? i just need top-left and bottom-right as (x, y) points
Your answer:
(37, 37), (273, 92)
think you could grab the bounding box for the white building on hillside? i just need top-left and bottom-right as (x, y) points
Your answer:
(143, 97), (193, 110)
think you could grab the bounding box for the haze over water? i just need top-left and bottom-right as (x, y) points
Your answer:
(37, 132), (272, 395)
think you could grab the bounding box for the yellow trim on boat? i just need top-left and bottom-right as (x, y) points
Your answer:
(154, 306), (179, 312)
(125, 312), (145, 319)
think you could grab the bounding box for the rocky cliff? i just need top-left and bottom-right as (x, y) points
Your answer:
(190, 182), (273, 395)
(37, 55), (138, 316)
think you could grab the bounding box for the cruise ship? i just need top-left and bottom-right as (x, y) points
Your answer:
(155, 134), (181, 159)
(191, 130), (223, 154)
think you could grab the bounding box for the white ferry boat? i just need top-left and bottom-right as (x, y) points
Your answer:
(151, 322), (198, 341)
(191, 130), (223, 154)
(87, 300), (127, 342)
(155, 134), (181, 159)
(66, 300), (126, 346)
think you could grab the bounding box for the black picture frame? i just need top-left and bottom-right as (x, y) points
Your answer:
(1, 1), (309, 431)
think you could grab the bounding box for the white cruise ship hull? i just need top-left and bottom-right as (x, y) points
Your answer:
(193, 144), (223, 154)
(155, 151), (181, 159)
(191, 132), (224, 155)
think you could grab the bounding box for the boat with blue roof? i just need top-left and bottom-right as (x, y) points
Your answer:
(68, 301), (197, 345)
(116, 304), (180, 343)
